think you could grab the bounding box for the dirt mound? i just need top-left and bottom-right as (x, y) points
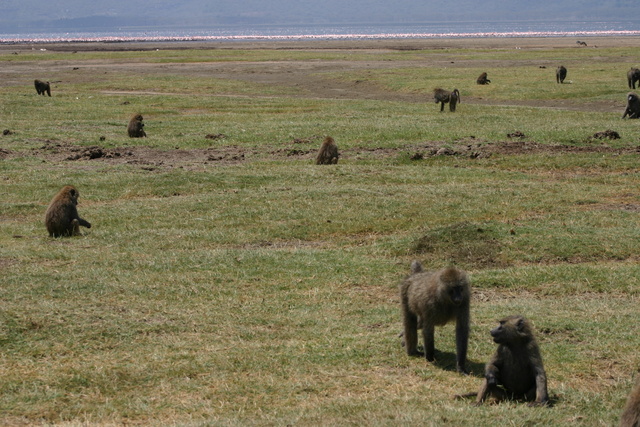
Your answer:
(412, 222), (507, 269)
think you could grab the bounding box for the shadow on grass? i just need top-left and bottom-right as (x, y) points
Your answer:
(431, 350), (486, 377)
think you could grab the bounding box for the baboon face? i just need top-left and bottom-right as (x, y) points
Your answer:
(490, 316), (530, 344)
(447, 281), (467, 306)
(439, 267), (469, 306)
(67, 187), (79, 205)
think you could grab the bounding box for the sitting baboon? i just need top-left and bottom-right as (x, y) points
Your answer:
(399, 261), (470, 374)
(556, 66), (567, 84)
(475, 315), (548, 406)
(476, 72), (491, 85)
(627, 68), (640, 89)
(621, 377), (640, 427)
(127, 113), (146, 138)
(45, 185), (92, 237)
(622, 93), (640, 119)
(433, 88), (460, 112)
(315, 136), (339, 165)
(34, 79), (51, 96)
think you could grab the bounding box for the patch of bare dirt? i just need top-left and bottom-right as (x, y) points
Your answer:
(28, 139), (251, 169)
(3, 136), (637, 170)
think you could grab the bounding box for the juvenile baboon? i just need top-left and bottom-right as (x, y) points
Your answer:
(433, 88), (460, 112)
(34, 79), (51, 96)
(622, 93), (640, 119)
(127, 113), (146, 138)
(44, 185), (92, 237)
(476, 72), (491, 85)
(621, 378), (640, 427)
(399, 261), (470, 374)
(315, 136), (339, 165)
(627, 68), (640, 89)
(556, 66), (567, 84)
(475, 315), (548, 406)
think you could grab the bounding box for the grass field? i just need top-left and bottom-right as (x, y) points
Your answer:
(0, 38), (639, 426)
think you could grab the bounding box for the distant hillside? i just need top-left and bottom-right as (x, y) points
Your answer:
(1, 0), (637, 33)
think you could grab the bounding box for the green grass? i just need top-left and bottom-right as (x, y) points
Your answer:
(1, 41), (639, 425)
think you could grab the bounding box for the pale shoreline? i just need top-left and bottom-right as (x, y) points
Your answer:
(2, 35), (640, 52)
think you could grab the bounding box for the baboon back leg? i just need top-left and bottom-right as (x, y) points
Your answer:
(402, 311), (420, 356)
(423, 323), (435, 361)
(475, 379), (491, 404)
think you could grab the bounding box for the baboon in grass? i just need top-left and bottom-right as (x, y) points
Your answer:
(473, 315), (549, 406)
(315, 136), (339, 165)
(622, 93), (640, 119)
(628, 68), (640, 90)
(433, 88), (460, 112)
(34, 79), (51, 96)
(399, 261), (470, 374)
(127, 113), (146, 138)
(556, 66), (567, 84)
(476, 72), (491, 85)
(620, 377), (640, 427)
(45, 185), (92, 237)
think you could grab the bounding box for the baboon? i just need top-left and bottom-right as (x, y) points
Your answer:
(476, 72), (491, 85)
(315, 136), (339, 165)
(44, 185), (92, 237)
(399, 261), (470, 374)
(627, 68), (640, 89)
(433, 88), (460, 112)
(556, 66), (567, 84)
(621, 377), (640, 427)
(576, 40), (588, 47)
(34, 79), (51, 96)
(622, 93), (640, 119)
(474, 315), (548, 406)
(127, 113), (146, 138)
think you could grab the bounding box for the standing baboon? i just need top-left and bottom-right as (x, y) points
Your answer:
(622, 93), (640, 119)
(34, 79), (51, 96)
(127, 113), (146, 138)
(44, 185), (92, 237)
(627, 68), (640, 89)
(621, 377), (640, 427)
(556, 66), (567, 84)
(475, 315), (549, 406)
(433, 88), (460, 112)
(476, 72), (491, 85)
(315, 136), (339, 165)
(399, 261), (470, 374)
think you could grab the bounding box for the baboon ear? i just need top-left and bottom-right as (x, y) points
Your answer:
(516, 318), (525, 331)
(410, 260), (423, 274)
